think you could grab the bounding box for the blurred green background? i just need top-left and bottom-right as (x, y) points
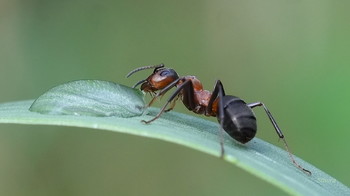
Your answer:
(0, 0), (349, 195)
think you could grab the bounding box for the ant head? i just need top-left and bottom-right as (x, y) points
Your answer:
(126, 64), (179, 92)
(141, 67), (179, 92)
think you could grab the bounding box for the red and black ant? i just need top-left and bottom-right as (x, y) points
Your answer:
(126, 63), (311, 175)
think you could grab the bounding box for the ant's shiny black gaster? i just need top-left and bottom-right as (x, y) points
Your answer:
(127, 64), (311, 175)
(219, 96), (257, 144)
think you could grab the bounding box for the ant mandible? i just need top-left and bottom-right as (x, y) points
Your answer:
(126, 63), (311, 175)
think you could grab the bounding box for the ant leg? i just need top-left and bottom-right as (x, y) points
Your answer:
(165, 94), (180, 112)
(142, 80), (192, 124)
(207, 80), (226, 158)
(146, 96), (158, 108)
(247, 102), (284, 137)
(247, 102), (311, 175)
(145, 78), (182, 108)
(218, 82), (226, 158)
(207, 80), (225, 112)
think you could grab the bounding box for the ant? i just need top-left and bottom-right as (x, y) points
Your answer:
(126, 63), (311, 175)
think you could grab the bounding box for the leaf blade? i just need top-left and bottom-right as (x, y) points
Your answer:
(0, 100), (348, 196)
(29, 80), (145, 117)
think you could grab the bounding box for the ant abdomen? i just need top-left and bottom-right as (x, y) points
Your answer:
(219, 96), (257, 144)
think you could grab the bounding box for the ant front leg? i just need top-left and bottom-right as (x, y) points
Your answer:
(142, 79), (191, 124)
(144, 78), (181, 109)
(164, 94), (180, 112)
(247, 102), (311, 175)
(207, 80), (226, 158)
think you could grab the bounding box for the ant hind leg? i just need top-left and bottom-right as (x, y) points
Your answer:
(247, 101), (311, 175)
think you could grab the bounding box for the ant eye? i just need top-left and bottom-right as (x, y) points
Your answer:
(160, 70), (170, 76)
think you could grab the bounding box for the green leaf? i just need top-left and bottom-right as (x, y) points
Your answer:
(0, 83), (349, 196)
(29, 80), (145, 117)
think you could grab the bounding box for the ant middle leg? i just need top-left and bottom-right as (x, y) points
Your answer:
(207, 80), (226, 158)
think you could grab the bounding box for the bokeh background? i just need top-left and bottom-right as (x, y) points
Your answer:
(0, 0), (349, 195)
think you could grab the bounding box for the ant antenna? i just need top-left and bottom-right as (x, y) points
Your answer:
(132, 79), (147, 88)
(126, 63), (165, 78)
